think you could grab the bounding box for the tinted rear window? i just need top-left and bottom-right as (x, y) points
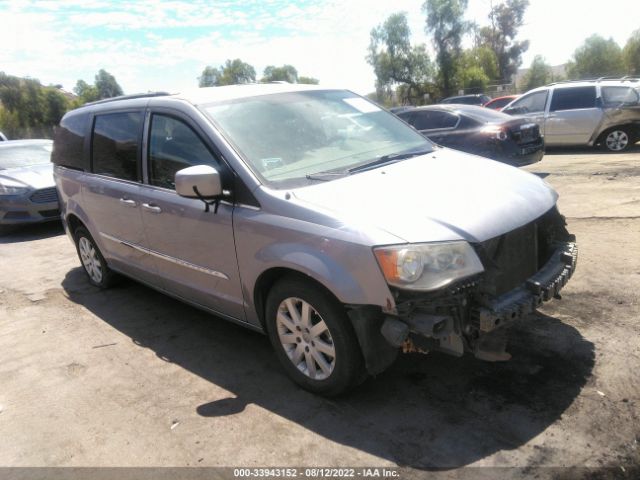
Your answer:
(52, 111), (88, 170)
(411, 110), (458, 130)
(550, 87), (596, 111)
(91, 112), (142, 181)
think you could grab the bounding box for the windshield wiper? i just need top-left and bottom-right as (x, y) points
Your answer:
(305, 171), (349, 181)
(348, 149), (433, 174)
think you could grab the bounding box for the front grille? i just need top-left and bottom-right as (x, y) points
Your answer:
(511, 124), (540, 144)
(30, 187), (58, 204)
(474, 221), (539, 296)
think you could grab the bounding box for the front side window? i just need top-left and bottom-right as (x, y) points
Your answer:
(602, 86), (639, 106)
(550, 87), (596, 111)
(92, 112), (142, 181)
(148, 115), (220, 189)
(511, 91), (548, 113)
(203, 90), (432, 188)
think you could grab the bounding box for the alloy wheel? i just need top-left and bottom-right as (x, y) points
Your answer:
(605, 130), (629, 151)
(78, 236), (103, 284)
(276, 297), (336, 380)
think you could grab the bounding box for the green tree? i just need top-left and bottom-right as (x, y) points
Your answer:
(566, 35), (625, 79)
(261, 65), (298, 83)
(522, 55), (551, 90)
(0, 72), (71, 138)
(423, 0), (470, 97)
(478, 0), (529, 83)
(94, 69), (123, 99)
(73, 79), (100, 104)
(43, 88), (69, 126)
(198, 59), (256, 86)
(623, 29), (640, 75)
(198, 66), (221, 87)
(368, 12), (434, 103)
(298, 76), (319, 84)
(456, 46), (499, 91)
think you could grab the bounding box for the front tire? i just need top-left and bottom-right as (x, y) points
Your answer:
(73, 227), (115, 288)
(265, 276), (364, 396)
(599, 127), (633, 152)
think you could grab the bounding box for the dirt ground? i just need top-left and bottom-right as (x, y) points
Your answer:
(1, 147), (639, 478)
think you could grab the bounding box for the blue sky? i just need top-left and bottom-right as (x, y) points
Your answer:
(1, 0), (638, 95)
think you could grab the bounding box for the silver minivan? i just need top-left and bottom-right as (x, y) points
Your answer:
(503, 79), (640, 152)
(53, 84), (577, 395)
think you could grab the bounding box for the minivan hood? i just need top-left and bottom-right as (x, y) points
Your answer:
(291, 148), (557, 244)
(0, 163), (54, 190)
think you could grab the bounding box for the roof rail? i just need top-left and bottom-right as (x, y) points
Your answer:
(84, 91), (171, 106)
(546, 76), (640, 87)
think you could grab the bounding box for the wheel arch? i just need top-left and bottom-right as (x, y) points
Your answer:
(65, 213), (86, 239)
(597, 123), (640, 146)
(253, 267), (345, 331)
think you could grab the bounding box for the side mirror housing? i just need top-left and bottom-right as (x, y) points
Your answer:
(175, 165), (222, 199)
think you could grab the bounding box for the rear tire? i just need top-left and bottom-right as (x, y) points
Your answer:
(265, 276), (364, 396)
(599, 127), (633, 152)
(73, 227), (116, 288)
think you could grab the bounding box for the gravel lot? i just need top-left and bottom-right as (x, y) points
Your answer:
(1, 147), (639, 477)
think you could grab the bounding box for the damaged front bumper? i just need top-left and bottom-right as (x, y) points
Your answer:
(473, 241), (578, 334)
(377, 241), (578, 364)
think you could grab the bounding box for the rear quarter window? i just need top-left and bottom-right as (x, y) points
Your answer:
(52, 111), (89, 170)
(602, 86), (639, 106)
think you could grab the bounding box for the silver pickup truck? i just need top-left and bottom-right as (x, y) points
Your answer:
(52, 85), (577, 395)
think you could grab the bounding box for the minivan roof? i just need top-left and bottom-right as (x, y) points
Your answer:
(75, 83), (331, 112)
(173, 83), (327, 105)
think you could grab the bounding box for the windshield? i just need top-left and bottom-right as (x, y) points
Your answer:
(203, 90), (432, 188)
(0, 142), (53, 169)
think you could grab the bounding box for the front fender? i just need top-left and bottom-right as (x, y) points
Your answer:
(255, 242), (374, 305)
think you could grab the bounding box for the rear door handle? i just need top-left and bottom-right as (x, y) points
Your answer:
(142, 203), (162, 214)
(119, 198), (137, 207)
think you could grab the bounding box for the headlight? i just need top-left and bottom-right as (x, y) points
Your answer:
(0, 179), (29, 196)
(374, 241), (484, 291)
(481, 125), (508, 141)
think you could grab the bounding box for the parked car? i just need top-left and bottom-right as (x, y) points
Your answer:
(53, 85), (577, 395)
(484, 95), (519, 111)
(0, 131), (8, 141)
(503, 78), (640, 152)
(395, 104), (544, 166)
(440, 94), (491, 106)
(0, 139), (59, 227)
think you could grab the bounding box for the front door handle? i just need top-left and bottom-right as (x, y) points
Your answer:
(119, 198), (137, 207)
(142, 203), (162, 214)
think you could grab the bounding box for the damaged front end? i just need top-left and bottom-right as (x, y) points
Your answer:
(351, 207), (577, 375)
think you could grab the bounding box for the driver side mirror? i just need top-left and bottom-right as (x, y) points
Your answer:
(175, 165), (222, 199)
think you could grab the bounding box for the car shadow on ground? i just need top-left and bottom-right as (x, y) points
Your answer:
(62, 267), (594, 470)
(545, 143), (640, 155)
(0, 221), (64, 244)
